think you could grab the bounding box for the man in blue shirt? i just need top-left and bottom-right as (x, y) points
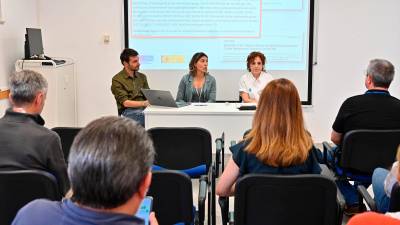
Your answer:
(12, 116), (159, 225)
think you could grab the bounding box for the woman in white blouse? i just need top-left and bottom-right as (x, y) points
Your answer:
(239, 51), (274, 103)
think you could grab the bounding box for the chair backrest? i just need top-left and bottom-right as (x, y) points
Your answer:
(234, 174), (339, 225)
(243, 129), (251, 139)
(0, 170), (62, 225)
(340, 129), (400, 173)
(148, 170), (194, 225)
(389, 182), (400, 212)
(148, 127), (212, 172)
(51, 127), (81, 163)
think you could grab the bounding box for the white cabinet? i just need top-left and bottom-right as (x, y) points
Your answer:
(15, 59), (77, 128)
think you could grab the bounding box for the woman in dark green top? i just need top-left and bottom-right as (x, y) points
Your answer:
(176, 52), (216, 103)
(216, 79), (321, 197)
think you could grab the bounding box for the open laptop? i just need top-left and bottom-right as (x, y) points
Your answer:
(141, 89), (189, 108)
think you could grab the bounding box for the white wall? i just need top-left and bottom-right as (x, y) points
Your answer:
(36, 0), (400, 142)
(305, 0), (400, 142)
(0, 0), (39, 111)
(37, 0), (124, 126)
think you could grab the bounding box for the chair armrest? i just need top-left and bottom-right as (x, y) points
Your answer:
(320, 164), (336, 179)
(336, 186), (346, 210)
(322, 141), (334, 151)
(357, 185), (377, 211)
(215, 138), (223, 177)
(322, 141), (334, 164)
(336, 186), (346, 225)
(198, 175), (208, 224)
(218, 197), (229, 225)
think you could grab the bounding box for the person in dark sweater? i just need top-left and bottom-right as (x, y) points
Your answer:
(0, 70), (69, 195)
(216, 78), (321, 197)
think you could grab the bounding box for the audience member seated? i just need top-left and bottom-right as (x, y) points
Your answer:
(176, 52), (216, 103)
(372, 146), (400, 213)
(347, 212), (400, 225)
(216, 78), (321, 197)
(111, 48), (150, 126)
(12, 116), (158, 225)
(327, 59), (400, 215)
(0, 70), (69, 195)
(239, 51), (274, 103)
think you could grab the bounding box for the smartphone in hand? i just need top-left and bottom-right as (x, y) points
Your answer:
(135, 196), (153, 225)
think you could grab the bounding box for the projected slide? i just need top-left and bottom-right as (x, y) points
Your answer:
(127, 0), (310, 71)
(125, 0), (313, 103)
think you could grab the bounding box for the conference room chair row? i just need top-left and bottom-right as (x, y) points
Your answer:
(2, 127), (400, 225)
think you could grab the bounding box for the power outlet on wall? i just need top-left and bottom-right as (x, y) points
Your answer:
(103, 34), (110, 44)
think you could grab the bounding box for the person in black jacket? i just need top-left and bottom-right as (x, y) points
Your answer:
(0, 70), (69, 195)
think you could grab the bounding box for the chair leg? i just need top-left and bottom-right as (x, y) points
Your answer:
(212, 165), (216, 225)
(228, 212), (234, 225)
(207, 191), (211, 225)
(218, 197), (229, 225)
(199, 176), (207, 225)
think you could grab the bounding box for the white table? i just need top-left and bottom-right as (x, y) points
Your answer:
(144, 103), (255, 153)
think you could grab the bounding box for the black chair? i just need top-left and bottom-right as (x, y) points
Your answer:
(225, 174), (344, 225)
(148, 127), (216, 225)
(389, 183), (400, 212)
(0, 170), (62, 225)
(323, 130), (400, 185)
(148, 170), (207, 225)
(51, 127), (81, 163)
(215, 132), (225, 178)
(358, 181), (400, 212)
(324, 130), (400, 175)
(217, 133), (247, 225)
(323, 129), (400, 211)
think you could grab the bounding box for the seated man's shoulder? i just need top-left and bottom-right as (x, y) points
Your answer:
(390, 95), (400, 105)
(21, 199), (61, 211)
(2, 115), (57, 140)
(112, 71), (125, 81)
(12, 126), (60, 150)
(136, 71), (147, 78)
(344, 94), (367, 103)
(340, 92), (400, 107)
(13, 199), (62, 225)
(27, 123), (59, 140)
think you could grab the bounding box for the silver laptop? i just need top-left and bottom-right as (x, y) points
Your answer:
(141, 89), (189, 108)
